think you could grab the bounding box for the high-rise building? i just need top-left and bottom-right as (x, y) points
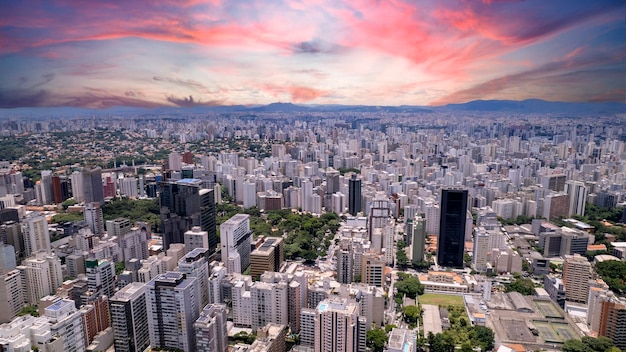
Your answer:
(314, 298), (367, 352)
(70, 170), (84, 203)
(86, 258), (116, 299)
(159, 179), (216, 252)
(437, 189), (468, 268)
(362, 253), (385, 288)
(194, 303), (228, 352)
(565, 180), (588, 217)
(473, 229), (490, 272)
(250, 281), (288, 330)
(22, 213), (50, 256)
(82, 167), (104, 205)
(184, 226), (209, 253)
(17, 253), (63, 304)
(599, 299), (626, 350)
(336, 240), (353, 284)
(0, 221), (23, 261)
(84, 202), (105, 236)
(146, 272), (199, 352)
(45, 299), (86, 352)
(39, 170), (53, 205)
(411, 215), (426, 263)
(563, 254), (591, 304)
(220, 214), (253, 273)
(250, 237), (284, 280)
(348, 174), (362, 216)
(109, 282), (150, 352)
(0, 269), (24, 323)
(178, 248), (210, 311)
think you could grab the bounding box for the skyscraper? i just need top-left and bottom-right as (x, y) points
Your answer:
(563, 254), (591, 304)
(437, 188), (468, 268)
(23, 213), (50, 256)
(194, 303), (228, 352)
(336, 240), (353, 284)
(109, 282), (150, 352)
(220, 214), (252, 273)
(159, 179), (216, 252)
(348, 174), (362, 216)
(82, 167), (104, 205)
(411, 215), (426, 264)
(146, 272), (199, 352)
(84, 202), (105, 236)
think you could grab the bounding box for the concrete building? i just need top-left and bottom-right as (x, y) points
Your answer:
(387, 328), (417, 352)
(314, 298), (367, 352)
(146, 272), (200, 352)
(250, 237), (284, 280)
(220, 214), (252, 273)
(18, 254), (63, 305)
(178, 248), (210, 311)
(250, 281), (288, 330)
(0, 269), (24, 323)
(109, 282), (150, 352)
(565, 180), (588, 217)
(599, 298), (626, 350)
(45, 299), (86, 352)
(86, 258), (116, 299)
(84, 202), (105, 236)
(563, 254), (591, 304)
(361, 253), (385, 288)
(336, 240), (353, 284)
(184, 226), (209, 253)
(411, 215), (426, 263)
(23, 213), (50, 256)
(194, 303), (228, 352)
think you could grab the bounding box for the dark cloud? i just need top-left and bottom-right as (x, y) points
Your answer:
(153, 76), (209, 92)
(290, 40), (344, 55)
(167, 95), (224, 107)
(0, 89), (51, 108)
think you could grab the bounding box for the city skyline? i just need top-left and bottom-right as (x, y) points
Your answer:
(1, 0), (624, 109)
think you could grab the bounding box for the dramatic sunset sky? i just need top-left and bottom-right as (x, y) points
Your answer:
(1, 0), (624, 108)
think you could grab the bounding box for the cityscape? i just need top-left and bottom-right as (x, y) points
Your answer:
(1, 1), (626, 352)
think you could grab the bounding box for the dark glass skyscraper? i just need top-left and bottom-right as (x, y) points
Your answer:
(348, 174), (361, 216)
(82, 167), (104, 205)
(160, 179), (216, 251)
(437, 188), (468, 268)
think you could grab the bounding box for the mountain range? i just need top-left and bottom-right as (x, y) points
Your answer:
(0, 99), (623, 117)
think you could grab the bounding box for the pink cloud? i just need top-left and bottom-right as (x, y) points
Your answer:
(260, 83), (328, 102)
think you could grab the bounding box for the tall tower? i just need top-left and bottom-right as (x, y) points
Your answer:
(146, 272), (199, 352)
(85, 258), (116, 299)
(565, 180), (588, 217)
(109, 282), (150, 352)
(159, 179), (216, 252)
(220, 214), (252, 273)
(348, 174), (362, 216)
(437, 188), (468, 268)
(84, 202), (105, 236)
(336, 240), (353, 284)
(194, 303), (228, 352)
(23, 213), (50, 256)
(82, 167), (104, 205)
(411, 215), (426, 264)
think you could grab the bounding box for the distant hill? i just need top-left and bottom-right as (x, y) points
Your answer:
(0, 99), (623, 117)
(442, 99), (625, 114)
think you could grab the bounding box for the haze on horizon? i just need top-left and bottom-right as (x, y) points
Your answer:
(0, 0), (624, 109)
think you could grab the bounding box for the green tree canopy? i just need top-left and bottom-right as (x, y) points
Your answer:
(504, 277), (535, 296)
(395, 275), (424, 299)
(366, 328), (387, 352)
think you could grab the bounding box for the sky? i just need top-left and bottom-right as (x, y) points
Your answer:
(0, 0), (624, 108)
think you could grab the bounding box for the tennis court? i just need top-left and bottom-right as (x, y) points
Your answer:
(533, 320), (562, 343)
(534, 299), (564, 319)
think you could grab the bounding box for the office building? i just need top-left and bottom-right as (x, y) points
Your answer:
(194, 303), (228, 352)
(437, 189), (468, 268)
(146, 272), (199, 352)
(0, 221), (23, 261)
(473, 229), (490, 272)
(348, 174), (362, 215)
(387, 328), (417, 352)
(160, 179), (216, 252)
(563, 254), (591, 304)
(118, 226), (149, 262)
(362, 253), (385, 288)
(250, 237), (284, 280)
(184, 226), (209, 253)
(314, 298), (367, 352)
(220, 214), (253, 273)
(82, 167), (104, 205)
(109, 282), (150, 352)
(84, 202), (105, 236)
(18, 253), (63, 305)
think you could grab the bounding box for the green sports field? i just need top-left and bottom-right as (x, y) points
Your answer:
(418, 293), (465, 307)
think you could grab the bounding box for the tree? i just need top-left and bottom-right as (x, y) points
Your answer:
(505, 278), (535, 296)
(385, 324), (397, 333)
(395, 275), (424, 298)
(396, 248), (409, 267)
(563, 339), (593, 352)
(581, 336), (615, 352)
(430, 332), (455, 352)
(366, 328), (387, 352)
(403, 305), (419, 324)
(115, 261), (125, 275)
(473, 326), (495, 351)
(18, 305), (39, 317)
